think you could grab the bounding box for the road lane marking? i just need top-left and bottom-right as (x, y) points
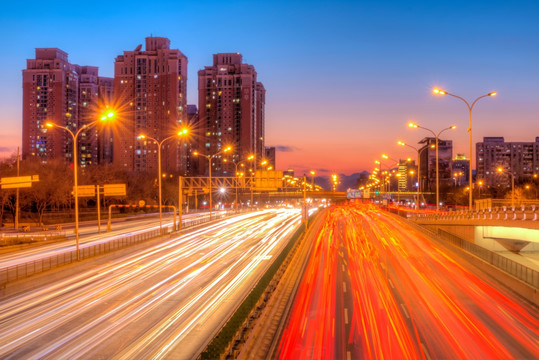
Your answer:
(400, 303), (410, 319)
(388, 279), (394, 289)
(344, 308), (349, 324)
(342, 265), (345, 272)
(347, 351), (351, 360)
(343, 282), (347, 293)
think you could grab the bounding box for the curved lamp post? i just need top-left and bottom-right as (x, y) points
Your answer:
(193, 146), (232, 220)
(138, 128), (189, 234)
(497, 167), (515, 208)
(408, 122), (456, 212)
(46, 110), (116, 260)
(433, 88), (496, 211)
(229, 154), (254, 212)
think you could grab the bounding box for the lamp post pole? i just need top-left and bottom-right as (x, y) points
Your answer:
(433, 89), (497, 211)
(498, 167), (515, 208)
(138, 129), (188, 235)
(232, 155), (254, 213)
(409, 122), (456, 212)
(194, 146), (232, 220)
(46, 111), (115, 260)
(398, 141), (429, 209)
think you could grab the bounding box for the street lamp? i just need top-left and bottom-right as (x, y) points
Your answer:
(497, 167), (515, 208)
(408, 122), (456, 212)
(397, 140), (430, 209)
(138, 128), (189, 234)
(226, 154), (254, 212)
(382, 154), (399, 193)
(310, 170), (316, 189)
(193, 146), (232, 220)
(46, 109), (116, 260)
(433, 88), (497, 211)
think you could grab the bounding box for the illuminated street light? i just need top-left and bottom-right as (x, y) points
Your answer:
(497, 167), (515, 208)
(397, 140), (429, 209)
(138, 128), (189, 234)
(408, 121), (456, 212)
(433, 88), (497, 211)
(228, 154), (254, 212)
(46, 109), (116, 260)
(193, 146), (232, 219)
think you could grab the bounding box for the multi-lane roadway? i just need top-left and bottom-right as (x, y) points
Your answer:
(0, 208), (302, 359)
(278, 203), (539, 359)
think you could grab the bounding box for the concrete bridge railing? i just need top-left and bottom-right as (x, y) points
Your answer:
(410, 205), (539, 223)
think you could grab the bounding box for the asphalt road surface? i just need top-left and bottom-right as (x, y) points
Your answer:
(277, 203), (539, 359)
(0, 208), (302, 359)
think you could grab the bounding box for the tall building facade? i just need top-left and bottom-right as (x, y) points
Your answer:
(113, 37), (188, 173)
(476, 137), (539, 186)
(198, 53), (265, 176)
(22, 48), (80, 162)
(418, 137), (453, 192)
(22, 49), (112, 166)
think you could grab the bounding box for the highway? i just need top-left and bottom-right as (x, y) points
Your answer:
(277, 204), (539, 359)
(0, 208), (301, 359)
(0, 211), (223, 268)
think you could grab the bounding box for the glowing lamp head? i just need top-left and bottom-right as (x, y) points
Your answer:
(138, 134), (146, 140)
(497, 167), (503, 173)
(382, 154), (389, 159)
(433, 88), (447, 95)
(193, 151), (199, 156)
(450, 125), (457, 130)
(223, 146), (232, 153)
(488, 92), (497, 97)
(45, 122), (54, 128)
(397, 141), (405, 146)
(408, 122), (418, 128)
(101, 110), (116, 121)
(247, 154), (255, 160)
(178, 128), (189, 136)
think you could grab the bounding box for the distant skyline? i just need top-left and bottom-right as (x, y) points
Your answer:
(1, 0), (538, 175)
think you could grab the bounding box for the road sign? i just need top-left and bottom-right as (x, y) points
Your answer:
(255, 170), (283, 190)
(346, 189), (362, 199)
(104, 184), (126, 196)
(1, 175), (39, 189)
(76, 185), (96, 197)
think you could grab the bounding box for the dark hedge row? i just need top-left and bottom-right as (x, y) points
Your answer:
(200, 219), (308, 359)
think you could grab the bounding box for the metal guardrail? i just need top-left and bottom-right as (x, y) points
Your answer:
(0, 231), (66, 246)
(410, 205), (539, 222)
(436, 229), (539, 289)
(0, 211), (232, 287)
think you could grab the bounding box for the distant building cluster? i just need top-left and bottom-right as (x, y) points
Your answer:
(380, 136), (539, 193)
(22, 37), (275, 176)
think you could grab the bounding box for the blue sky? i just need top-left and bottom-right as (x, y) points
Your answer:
(1, 0), (538, 174)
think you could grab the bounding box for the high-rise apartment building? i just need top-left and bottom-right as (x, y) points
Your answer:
(113, 37), (188, 173)
(23, 49), (112, 166)
(22, 48), (80, 163)
(418, 137), (453, 192)
(476, 137), (539, 186)
(198, 53), (265, 176)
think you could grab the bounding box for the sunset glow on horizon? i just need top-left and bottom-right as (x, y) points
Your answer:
(1, 0), (538, 176)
